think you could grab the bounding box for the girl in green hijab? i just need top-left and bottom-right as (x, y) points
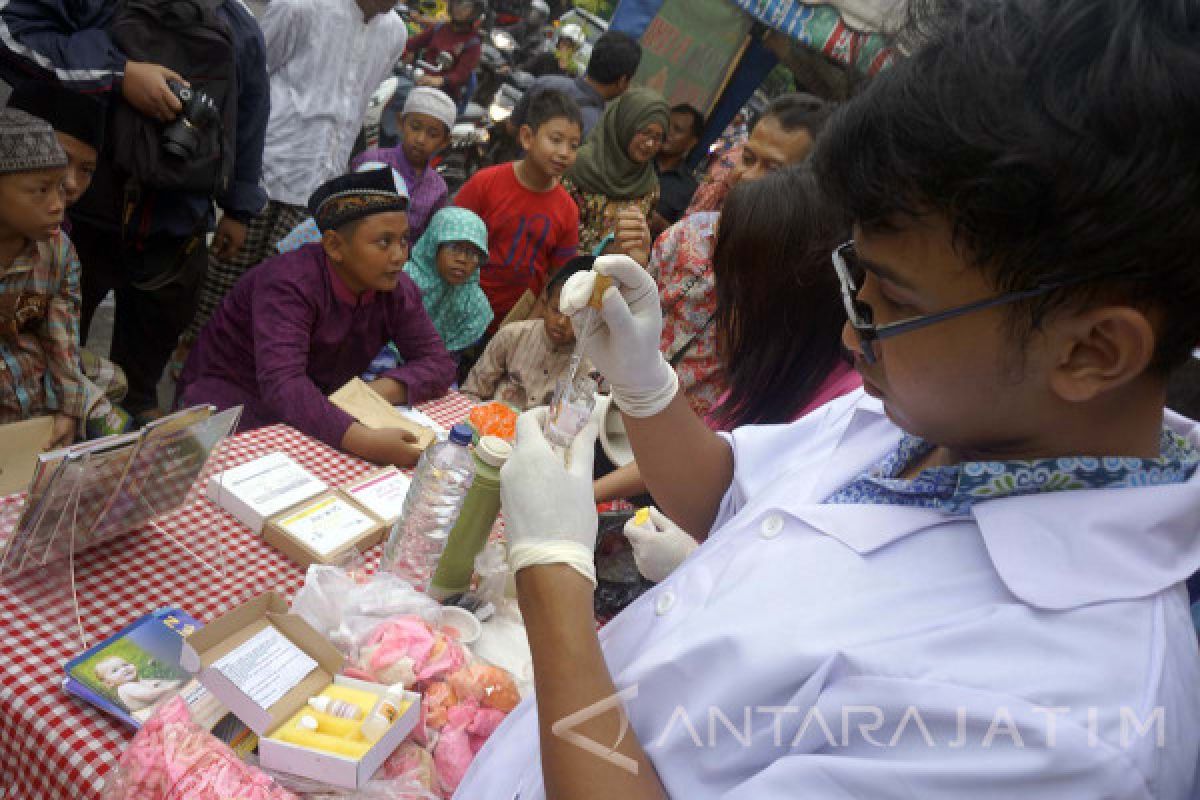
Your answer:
(404, 207), (494, 353)
(363, 207), (492, 381)
(562, 87), (670, 254)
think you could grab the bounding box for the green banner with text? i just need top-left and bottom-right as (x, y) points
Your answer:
(633, 0), (753, 115)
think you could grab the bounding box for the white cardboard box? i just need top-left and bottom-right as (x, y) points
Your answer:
(181, 591), (419, 789)
(206, 452), (328, 532)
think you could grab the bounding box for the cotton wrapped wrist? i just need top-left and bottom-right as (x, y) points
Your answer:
(610, 357), (679, 418)
(508, 541), (597, 586)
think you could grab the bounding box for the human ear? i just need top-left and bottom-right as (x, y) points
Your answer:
(1046, 306), (1157, 403)
(518, 124), (535, 151)
(322, 230), (344, 263)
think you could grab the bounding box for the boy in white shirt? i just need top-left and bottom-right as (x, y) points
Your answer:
(460, 0), (1200, 798)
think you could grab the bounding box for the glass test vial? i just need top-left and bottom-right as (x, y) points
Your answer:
(545, 373), (598, 448)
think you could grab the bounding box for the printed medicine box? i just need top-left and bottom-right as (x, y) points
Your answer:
(181, 592), (419, 789)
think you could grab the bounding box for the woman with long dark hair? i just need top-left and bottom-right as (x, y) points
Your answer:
(594, 165), (859, 503)
(707, 164), (857, 429)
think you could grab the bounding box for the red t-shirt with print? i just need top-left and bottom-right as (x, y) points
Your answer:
(454, 163), (579, 326)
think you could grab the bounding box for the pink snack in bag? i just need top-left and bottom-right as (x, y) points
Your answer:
(101, 696), (297, 800)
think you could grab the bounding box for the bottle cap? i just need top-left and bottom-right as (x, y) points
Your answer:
(476, 436), (512, 467)
(298, 714), (319, 731)
(448, 423), (474, 446)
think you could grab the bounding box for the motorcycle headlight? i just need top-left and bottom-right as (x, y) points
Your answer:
(491, 31), (517, 53)
(489, 102), (513, 123)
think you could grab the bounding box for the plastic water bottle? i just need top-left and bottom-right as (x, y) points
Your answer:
(429, 435), (512, 600)
(380, 423), (475, 587)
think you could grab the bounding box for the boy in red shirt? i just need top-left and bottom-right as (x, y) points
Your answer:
(454, 90), (581, 330)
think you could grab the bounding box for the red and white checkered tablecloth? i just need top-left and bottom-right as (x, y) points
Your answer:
(0, 392), (474, 800)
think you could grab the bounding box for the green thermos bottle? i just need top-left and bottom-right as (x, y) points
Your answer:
(429, 436), (511, 599)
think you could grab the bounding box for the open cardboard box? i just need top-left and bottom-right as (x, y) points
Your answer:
(263, 490), (388, 568)
(181, 592), (419, 789)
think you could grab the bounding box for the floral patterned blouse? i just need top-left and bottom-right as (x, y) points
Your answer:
(826, 425), (1200, 514)
(647, 212), (722, 418)
(560, 176), (659, 256)
(686, 143), (743, 216)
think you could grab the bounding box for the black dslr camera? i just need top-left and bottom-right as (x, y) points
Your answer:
(162, 80), (220, 160)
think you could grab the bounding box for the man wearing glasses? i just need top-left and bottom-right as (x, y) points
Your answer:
(456, 0), (1200, 797)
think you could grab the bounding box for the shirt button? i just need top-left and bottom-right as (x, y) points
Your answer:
(655, 592), (676, 616)
(760, 514), (784, 539)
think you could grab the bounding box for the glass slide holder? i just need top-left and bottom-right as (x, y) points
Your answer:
(0, 406), (241, 651)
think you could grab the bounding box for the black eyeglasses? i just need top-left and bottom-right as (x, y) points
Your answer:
(831, 240), (1112, 364)
(444, 241), (484, 264)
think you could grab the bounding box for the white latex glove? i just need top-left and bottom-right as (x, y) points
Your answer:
(623, 507), (699, 583)
(559, 254), (679, 417)
(500, 407), (600, 585)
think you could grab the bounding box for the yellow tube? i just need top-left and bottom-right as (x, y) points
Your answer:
(274, 723), (371, 759)
(302, 711), (360, 738)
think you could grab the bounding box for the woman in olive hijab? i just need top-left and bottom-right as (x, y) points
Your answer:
(561, 87), (670, 254)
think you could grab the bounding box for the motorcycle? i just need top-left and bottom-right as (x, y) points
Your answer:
(434, 67), (536, 197)
(437, 100), (489, 195)
(473, 28), (518, 108)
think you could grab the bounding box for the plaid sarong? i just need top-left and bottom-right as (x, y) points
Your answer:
(184, 200), (307, 340)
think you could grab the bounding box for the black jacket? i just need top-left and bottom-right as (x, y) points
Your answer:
(0, 0), (270, 238)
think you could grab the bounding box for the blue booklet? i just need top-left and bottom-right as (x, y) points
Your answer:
(63, 608), (255, 752)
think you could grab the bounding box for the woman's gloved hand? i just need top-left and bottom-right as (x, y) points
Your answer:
(623, 507), (699, 583)
(559, 254), (679, 417)
(500, 408), (600, 585)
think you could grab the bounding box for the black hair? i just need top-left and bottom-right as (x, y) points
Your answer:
(670, 103), (705, 140)
(757, 92), (831, 138)
(1167, 358), (1200, 421)
(585, 31), (642, 86)
(545, 255), (593, 296)
(522, 88), (583, 135)
(709, 166), (851, 429)
(813, 0), (1200, 372)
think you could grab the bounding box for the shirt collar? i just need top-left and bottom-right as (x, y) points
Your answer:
(973, 411), (1200, 610)
(2, 238), (39, 277)
(324, 258), (376, 306)
(767, 395), (1200, 611)
(828, 418), (1199, 515)
(389, 148), (424, 188)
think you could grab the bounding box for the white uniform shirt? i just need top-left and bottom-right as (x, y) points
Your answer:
(259, 0), (407, 206)
(456, 391), (1200, 799)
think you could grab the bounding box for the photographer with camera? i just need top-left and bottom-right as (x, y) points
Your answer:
(0, 0), (270, 424)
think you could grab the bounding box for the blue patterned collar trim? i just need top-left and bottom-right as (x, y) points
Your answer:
(826, 425), (1200, 515)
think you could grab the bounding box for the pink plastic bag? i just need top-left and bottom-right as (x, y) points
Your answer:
(101, 697), (296, 800)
